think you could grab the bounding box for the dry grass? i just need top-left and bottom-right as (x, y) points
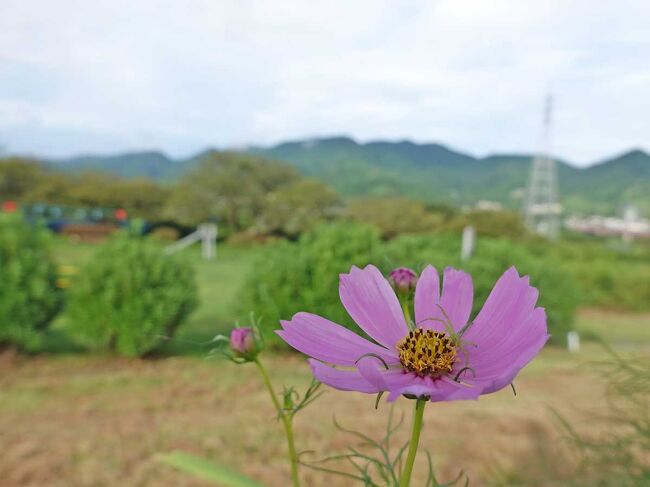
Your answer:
(3, 327), (647, 487)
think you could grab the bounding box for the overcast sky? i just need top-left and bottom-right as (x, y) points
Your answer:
(1, 0), (648, 166)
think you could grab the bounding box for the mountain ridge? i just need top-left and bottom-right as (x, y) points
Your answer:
(21, 136), (650, 215)
(40, 136), (649, 172)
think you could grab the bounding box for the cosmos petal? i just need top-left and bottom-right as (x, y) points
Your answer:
(462, 268), (549, 389)
(277, 312), (398, 367)
(383, 373), (483, 402)
(415, 265), (473, 333)
(308, 359), (379, 393)
(414, 265), (442, 330)
(356, 355), (393, 390)
(339, 265), (409, 348)
(474, 308), (549, 393)
(439, 267), (474, 332)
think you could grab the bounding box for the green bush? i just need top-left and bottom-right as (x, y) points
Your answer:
(440, 210), (529, 239)
(382, 234), (579, 342)
(240, 221), (382, 344)
(525, 240), (650, 312)
(66, 235), (198, 357)
(0, 216), (63, 350)
(256, 179), (341, 238)
(242, 223), (578, 346)
(243, 223), (650, 347)
(346, 197), (444, 239)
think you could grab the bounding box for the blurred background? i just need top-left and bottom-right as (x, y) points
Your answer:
(1, 1), (648, 486)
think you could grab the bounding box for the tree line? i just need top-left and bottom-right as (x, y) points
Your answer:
(0, 151), (528, 240)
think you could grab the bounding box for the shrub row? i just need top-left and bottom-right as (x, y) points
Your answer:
(526, 240), (650, 313)
(0, 217), (198, 356)
(242, 222), (583, 346)
(381, 234), (578, 341)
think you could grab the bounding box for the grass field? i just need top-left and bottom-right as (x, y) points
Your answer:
(0, 237), (647, 486)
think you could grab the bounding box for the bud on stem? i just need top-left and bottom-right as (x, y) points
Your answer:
(389, 267), (418, 293)
(229, 327), (258, 357)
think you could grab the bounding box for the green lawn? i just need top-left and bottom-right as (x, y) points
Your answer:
(574, 308), (650, 345)
(160, 243), (264, 355)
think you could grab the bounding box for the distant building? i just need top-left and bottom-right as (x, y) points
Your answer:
(565, 207), (650, 239)
(475, 200), (504, 211)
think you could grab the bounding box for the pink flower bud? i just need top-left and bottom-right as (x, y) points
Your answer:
(389, 267), (418, 292)
(230, 327), (256, 355)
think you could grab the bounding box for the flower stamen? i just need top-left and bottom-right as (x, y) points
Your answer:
(397, 329), (457, 377)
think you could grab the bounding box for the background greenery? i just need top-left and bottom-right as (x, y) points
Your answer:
(0, 224), (645, 357)
(241, 225), (582, 345)
(2, 147), (649, 355)
(3, 139), (650, 226)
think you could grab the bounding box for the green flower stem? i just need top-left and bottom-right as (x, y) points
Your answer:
(254, 358), (300, 487)
(399, 397), (426, 487)
(400, 295), (413, 329)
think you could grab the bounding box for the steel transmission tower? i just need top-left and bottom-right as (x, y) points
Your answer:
(524, 95), (562, 239)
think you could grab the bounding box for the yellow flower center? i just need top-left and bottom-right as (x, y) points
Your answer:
(397, 329), (457, 377)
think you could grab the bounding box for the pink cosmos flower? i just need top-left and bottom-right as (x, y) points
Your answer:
(276, 264), (549, 402)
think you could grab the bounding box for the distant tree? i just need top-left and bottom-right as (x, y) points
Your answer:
(2, 163), (169, 220)
(346, 197), (443, 239)
(0, 158), (46, 200)
(442, 209), (529, 239)
(165, 152), (299, 232)
(28, 170), (170, 220)
(61, 171), (123, 208)
(23, 171), (75, 204)
(98, 178), (171, 221)
(424, 202), (459, 219)
(257, 179), (341, 238)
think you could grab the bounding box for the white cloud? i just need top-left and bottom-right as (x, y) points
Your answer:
(0, 0), (648, 165)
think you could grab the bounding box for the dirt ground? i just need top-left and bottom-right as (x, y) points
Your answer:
(1, 336), (635, 487)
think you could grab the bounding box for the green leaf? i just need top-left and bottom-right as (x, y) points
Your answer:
(158, 451), (266, 487)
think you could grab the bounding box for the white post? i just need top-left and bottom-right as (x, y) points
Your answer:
(164, 230), (202, 255)
(199, 223), (217, 260)
(567, 331), (580, 353)
(461, 225), (475, 262)
(165, 223), (217, 260)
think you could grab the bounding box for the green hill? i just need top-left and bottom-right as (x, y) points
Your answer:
(253, 137), (649, 215)
(561, 149), (650, 215)
(52, 151), (184, 180)
(49, 138), (650, 215)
